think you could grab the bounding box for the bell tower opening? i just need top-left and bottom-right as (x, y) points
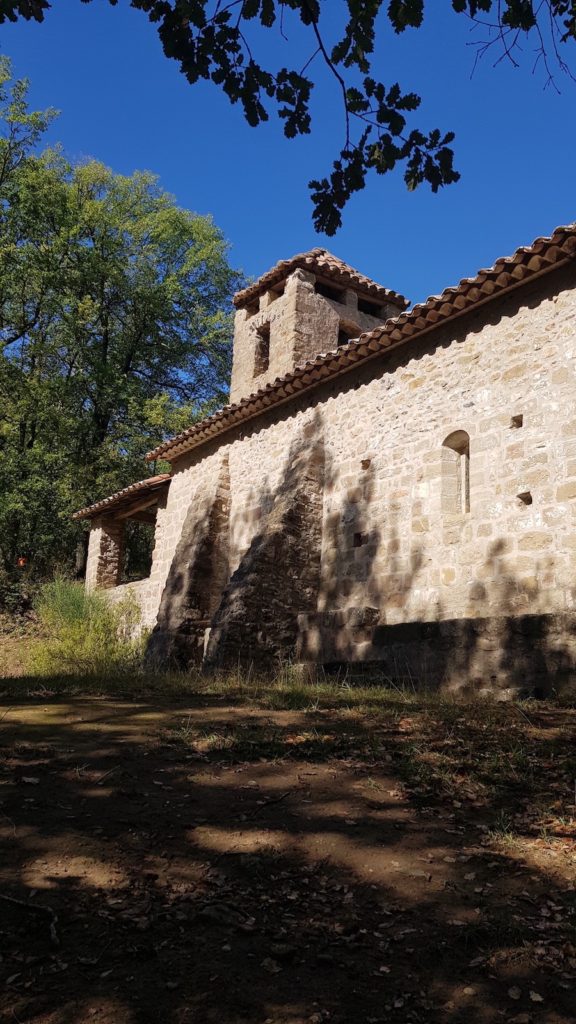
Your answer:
(254, 322), (271, 376)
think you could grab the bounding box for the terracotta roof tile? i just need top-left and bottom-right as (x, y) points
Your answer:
(148, 223), (576, 464)
(73, 474), (171, 520)
(234, 247), (408, 310)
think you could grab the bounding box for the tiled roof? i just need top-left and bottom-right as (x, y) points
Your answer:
(234, 247), (408, 310)
(73, 474), (171, 520)
(148, 223), (576, 464)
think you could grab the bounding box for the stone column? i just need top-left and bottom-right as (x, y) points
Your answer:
(85, 517), (124, 591)
(343, 288), (359, 312)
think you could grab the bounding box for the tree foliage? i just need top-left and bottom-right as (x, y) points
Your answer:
(0, 56), (242, 584)
(1, 2), (574, 232)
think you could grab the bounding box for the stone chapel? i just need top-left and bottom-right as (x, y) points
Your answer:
(74, 223), (576, 696)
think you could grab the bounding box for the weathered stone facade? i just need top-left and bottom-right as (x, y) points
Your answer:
(80, 229), (576, 696)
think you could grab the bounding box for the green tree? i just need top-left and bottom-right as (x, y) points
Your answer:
(1, 2), (574, 232)
(0, 57), (242, 582)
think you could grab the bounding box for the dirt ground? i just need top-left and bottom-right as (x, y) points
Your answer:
(0, 695), (575, 1024)
(0, 629), (31, 678)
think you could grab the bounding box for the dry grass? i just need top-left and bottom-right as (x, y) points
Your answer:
(0, 618), (36, 678)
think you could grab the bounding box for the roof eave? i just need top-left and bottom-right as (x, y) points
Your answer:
(72, 475), (171, 521)
(234, 250), (408, 311)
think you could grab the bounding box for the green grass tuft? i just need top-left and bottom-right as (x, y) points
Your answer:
(28, 579), (146, 679)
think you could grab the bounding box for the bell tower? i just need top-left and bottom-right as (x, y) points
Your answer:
(229, 249), (408, 405)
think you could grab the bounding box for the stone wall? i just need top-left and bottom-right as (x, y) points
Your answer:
(97, 261), (576, 695)
(104, 578), (156, 630)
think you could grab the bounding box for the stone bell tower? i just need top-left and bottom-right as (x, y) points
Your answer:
(229, 248), (408, 405)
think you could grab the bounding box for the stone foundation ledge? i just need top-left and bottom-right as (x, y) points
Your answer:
(296, 610), (576, 698)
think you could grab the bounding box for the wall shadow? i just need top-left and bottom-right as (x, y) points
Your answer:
(205, 412), (327, 670)
(301, 531), (576, 698)
(147, 456), (231, 669)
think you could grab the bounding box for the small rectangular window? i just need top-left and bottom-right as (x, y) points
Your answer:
(254, 322), (270, 376)
(358, 297), (384, 318)
(315, 280), (345, 303)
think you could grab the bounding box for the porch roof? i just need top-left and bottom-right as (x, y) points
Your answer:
(72, 474), (171, 521)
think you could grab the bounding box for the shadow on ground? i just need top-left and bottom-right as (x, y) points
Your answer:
(0, 693), (575, 1024)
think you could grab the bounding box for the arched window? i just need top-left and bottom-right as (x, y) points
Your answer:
(442, 430), (470, 514)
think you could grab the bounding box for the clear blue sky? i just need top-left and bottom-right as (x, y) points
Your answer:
(1, 1), (574, 305)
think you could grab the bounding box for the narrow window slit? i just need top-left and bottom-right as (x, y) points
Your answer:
(254, 322), (271, 376)
(441, 430), (470, 515)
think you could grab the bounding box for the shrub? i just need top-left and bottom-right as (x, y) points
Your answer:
(29, 579), (146, 678)
(0, 567), (37, 616)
